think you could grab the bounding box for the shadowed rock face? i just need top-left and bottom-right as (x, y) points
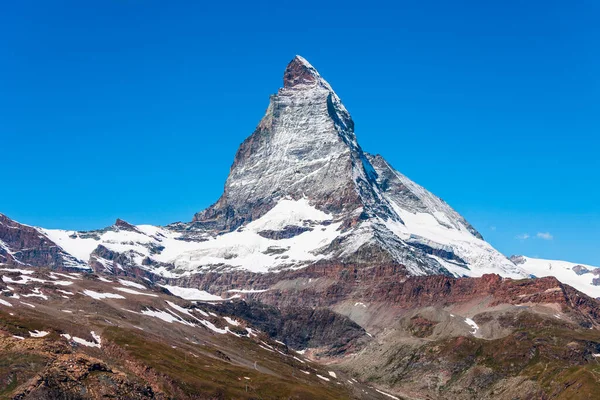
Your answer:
(204, 300), (368, 355)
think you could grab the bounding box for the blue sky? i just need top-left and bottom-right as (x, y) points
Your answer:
(1, 1), (598, 264)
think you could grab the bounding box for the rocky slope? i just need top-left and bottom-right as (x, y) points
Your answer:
(2, 263), (600, 399)
(0, 264), (384, 399)
(0, 213), (87, 270)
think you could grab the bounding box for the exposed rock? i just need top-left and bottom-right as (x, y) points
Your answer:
(0, 213), (86, 270)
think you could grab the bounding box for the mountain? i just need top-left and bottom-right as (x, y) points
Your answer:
(0, 213), (88, 270)
(22, 56), (523, 282)
(511, 255), (600, 298)
(0, 264), (382, 399)
(2, 56), (600, 399)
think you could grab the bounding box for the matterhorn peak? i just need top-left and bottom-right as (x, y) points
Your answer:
(184, 56), (526, 279)
(283, 55), (323, 88)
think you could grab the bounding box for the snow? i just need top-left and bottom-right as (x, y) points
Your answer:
(40, 229), (99, 263)
(199, 319), (227, 334)
(91, 331), (102, 345)
(61, 331), (101, 348)
(0, 267), (34, 275)
(316, 374), (330, 382)
(98, 277), (113, 283)
(169, 199), (342, 274)
(516, 256), (600, 298)
(224, 317), (240, 326)
(193, 308), (209, 317)
(23, 287), (48, 300)
(118, 279), (146, 290)
(2, 275), (46, 285)
(166, 301), (197, 320)
(83, 290), (126, 300)
(141, 309), (192, 325)
(375, 389), (400, 400)
(0, 298), (12, 307)
(29, 330), (49, 338)
(115, 287), (158, 297)
(161, 285), (223, 301)
(227, 288), (268, 293)
(328, 371), (337, 378)
(2, 274), (72, 286)
(465, 318), (479, 335)
(247, 198), (331, 231)
(383, 206), (525, 279)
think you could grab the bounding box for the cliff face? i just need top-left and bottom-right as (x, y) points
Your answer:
(0, 213), (86, 270)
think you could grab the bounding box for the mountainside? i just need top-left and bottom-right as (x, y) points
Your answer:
(8, 56), (524, 283)
(511, 255), (600, 298)
(0, 265), (383, 399)
(1, 56), (600, 399)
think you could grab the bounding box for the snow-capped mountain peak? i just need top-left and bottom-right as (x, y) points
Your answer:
(1, 56), (531, 282)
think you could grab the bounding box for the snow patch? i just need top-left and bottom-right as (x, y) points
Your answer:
(83, 290), (126, 300)
(161, 285), (223, 301)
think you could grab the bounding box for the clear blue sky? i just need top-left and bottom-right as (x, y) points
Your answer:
(1, 1), (598, 265)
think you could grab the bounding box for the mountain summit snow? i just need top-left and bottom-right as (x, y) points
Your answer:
(2, 56), (528, 279)
(182, 56), (524, 277)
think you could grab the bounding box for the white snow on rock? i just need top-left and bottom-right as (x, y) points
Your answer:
(161, 285), (224, 301)
(170, 199), (342, 274)
(514, 256), (600, 298)
(22, 287), (48, 300)
(328, 371), (337, 379)
(0, 298), (12, 307)
(227, 289), (268, 293)
(115, 287), (158, 297)
(464, 318), (479, 336)
(375, 389), (401, 400)
(29, 330), (49, 338)
(141, 309), (192, 325)
(316, 374), (330, 382)
(83, 290), (126, 300)
(0, 267), (34, 275)
(224, 317), (240, 326)
(118, 279), (146, 290)
(61, 332), (101, 348)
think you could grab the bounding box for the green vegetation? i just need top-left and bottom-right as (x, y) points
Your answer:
(104, 327), (351, 399)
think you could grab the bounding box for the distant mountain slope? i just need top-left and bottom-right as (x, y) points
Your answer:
(511, 255), (600, 298)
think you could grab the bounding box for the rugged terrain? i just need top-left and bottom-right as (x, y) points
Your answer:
(1, 56), (599, 399)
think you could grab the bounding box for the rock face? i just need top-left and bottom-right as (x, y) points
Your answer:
(192, 55), (386, 232)
(0, 213), (86, 270)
